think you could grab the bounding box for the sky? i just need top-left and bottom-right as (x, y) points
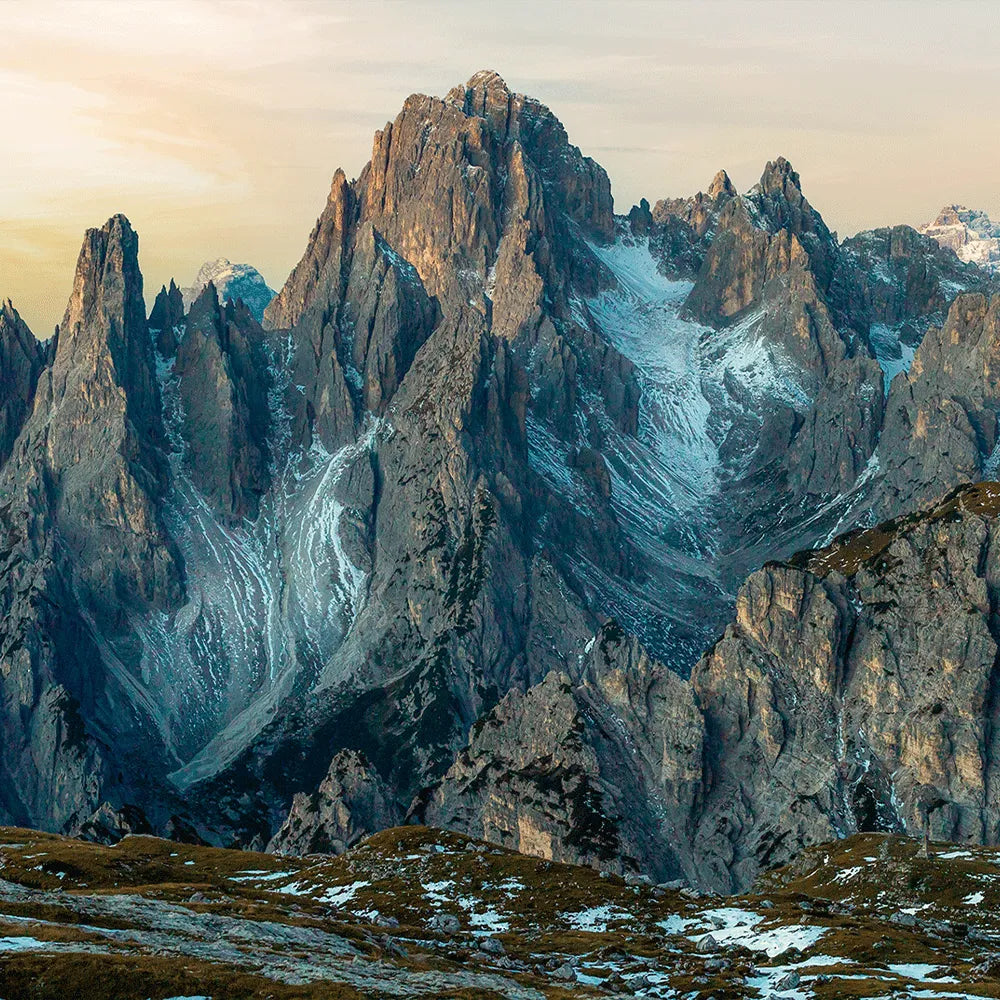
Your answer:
(2, 0), (999, 337)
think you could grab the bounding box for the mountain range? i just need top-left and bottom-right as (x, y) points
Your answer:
(2, 70), (999, 895)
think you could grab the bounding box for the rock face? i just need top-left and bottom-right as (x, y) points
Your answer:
(15, 214), (180, 615)
(0, 216), (180, 833)
(171, 284), (271, 521)
(876, 293), (1000, 514)
(182, 258), (276, 321)
(0, 301), (45, 467)
(427, 482), (1000, 891)
(4, 71), (1000, 888)
(920, 205), (1000, 274)
(418, 639), (701, 881)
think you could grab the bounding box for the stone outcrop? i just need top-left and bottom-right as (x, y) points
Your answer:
(268, 750), (399, 855)
(876, 293), (1000, 516)
(832, 223), (989, 360)
(642, 169), (736, 278)
(8, 214), (180, 615)
(417, 633), (702, 881)
(148, 279), (185, 355)
(0, 216), (186, 835)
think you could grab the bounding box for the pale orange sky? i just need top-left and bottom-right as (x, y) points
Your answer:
(2, 0), (999, 336)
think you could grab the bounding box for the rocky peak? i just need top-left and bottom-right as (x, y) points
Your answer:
(49, 215), (158, 428)
(186, 281), (225, 338)
(932, 204), (964, 228)
(757, 156), (800, 198)
(59, 214), (144, 344)
(644, 171), (737, 277)
(0, 297), (36, 343)
(707, 168), (736, 201)
(263, 168), (354, 331)
(361, 71), (612, 284)
(148, 279), (185, 355)
(16, 213), (179, 613)
(0, 299), (45, 466)
(56, 215), (146, 365)
(265, 69), (613, 437)
(445, 69), (514, 122)
(750, 157), (831, 248)
(684, 155), (843, 339)
(149, 278), (184, 331)
(173, 278), (271, 521)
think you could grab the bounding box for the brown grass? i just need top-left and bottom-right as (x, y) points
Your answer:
(789, 481), (1000, 578)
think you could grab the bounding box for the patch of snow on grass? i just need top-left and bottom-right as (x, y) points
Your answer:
(693, 908), (826, 957)
(563, 904), (633, 932)
(318, 880), (371, 906)
(888, 963), (958, 983)
(229, 870), (295, 883)
(423, 880), (454, 904)
(0, 936), (52, 952)
(658, 913), (703, 934)
(832, 865), (863, 883)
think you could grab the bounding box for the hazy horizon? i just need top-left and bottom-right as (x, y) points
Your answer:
(3, 0), (999, 336)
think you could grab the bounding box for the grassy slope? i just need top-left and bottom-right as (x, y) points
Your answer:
(0, 826), (999, 998)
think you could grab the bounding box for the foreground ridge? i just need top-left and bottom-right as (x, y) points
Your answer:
(0, 824), (998, 998)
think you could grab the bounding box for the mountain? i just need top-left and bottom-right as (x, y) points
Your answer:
(2, 823), (1000, 998)
(421, 479), (1000, 891)
(1, 71), (1000, 893)
(920, 205), (1000, 274)
(181, 258), (276, 321)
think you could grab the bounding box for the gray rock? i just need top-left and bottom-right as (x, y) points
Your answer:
(479, 935), (505, 955)
(268, 749), (399, 856)
(429, 913), (461, 935)
(696, 932), (720, 953)
(551, 962), (576, 981)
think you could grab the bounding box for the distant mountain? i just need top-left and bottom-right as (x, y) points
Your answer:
(182, 258), (275, 320)
(920, 205), (1000, 273)
(1, 70), (1000, 893)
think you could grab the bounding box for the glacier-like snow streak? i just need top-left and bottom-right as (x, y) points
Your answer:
(107, 331), (384, 787)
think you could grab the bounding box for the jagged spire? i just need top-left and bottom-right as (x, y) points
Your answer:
(758, 156), (803, 199)
(707, 169), (736, 200)
(148, 278), (185, 342)
(446, 68), (513, 116)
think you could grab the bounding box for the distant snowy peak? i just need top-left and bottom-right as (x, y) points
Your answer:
(182, 258), (276, 321)
(919, 205), (1000, 273)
